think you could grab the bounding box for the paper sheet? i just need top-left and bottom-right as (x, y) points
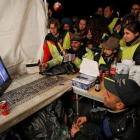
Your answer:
(80, 58), (99, 77)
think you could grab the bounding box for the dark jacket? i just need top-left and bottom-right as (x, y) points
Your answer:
(74, 108), (140, 140)
(130, 37), (140, 65)
(94, 53), (116, 66)
(133, 44), (140, 65)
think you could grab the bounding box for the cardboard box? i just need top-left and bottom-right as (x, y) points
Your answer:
(72, 73), (96, 90)
(25, 59), (40, 74)
(72, 58), (99, 91)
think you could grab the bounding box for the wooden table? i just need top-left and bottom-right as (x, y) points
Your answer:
(0, 73), (78, 133)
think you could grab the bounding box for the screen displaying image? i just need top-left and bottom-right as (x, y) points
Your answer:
(0, 60), (8, 86)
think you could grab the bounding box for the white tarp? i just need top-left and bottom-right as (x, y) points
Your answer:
(0, 0), (48, 75)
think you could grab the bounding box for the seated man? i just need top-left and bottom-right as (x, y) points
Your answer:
(71, 77), (140, 140)
(94, 36), (122, 69)
(39, 32), (93, 73)
(66, 32), (94, 70)
(61, 33), (94, 114)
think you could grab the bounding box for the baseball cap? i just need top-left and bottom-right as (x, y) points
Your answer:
(104, 76), (140, 107)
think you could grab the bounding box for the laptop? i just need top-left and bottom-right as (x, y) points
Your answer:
(0, 56), (12, 96)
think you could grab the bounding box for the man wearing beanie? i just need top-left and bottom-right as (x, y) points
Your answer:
(61, 17), (73, 48)
(61, 17), (73, 32)
(94, 36), (122, 68)
(71, 77), (140, 140)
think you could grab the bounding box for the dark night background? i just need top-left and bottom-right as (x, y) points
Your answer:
(47, 0), (139, 18)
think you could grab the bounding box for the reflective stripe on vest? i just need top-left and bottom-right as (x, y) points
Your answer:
(98, 33), (109, 48)
(121, 43), (140, 61)
(108, 18), (118, 34)
(47, 41), (60, 59)
(63, 32), (71, 50)
(52, 60), (57, 65)
(99, 56), (106, 65)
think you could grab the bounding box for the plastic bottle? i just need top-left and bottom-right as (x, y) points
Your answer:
(110, 57), (117, 78)
(95, 76), (101, 92)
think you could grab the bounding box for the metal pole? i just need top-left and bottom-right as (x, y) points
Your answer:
(44, 0), (48, 19)
(76, 94), (79, 116)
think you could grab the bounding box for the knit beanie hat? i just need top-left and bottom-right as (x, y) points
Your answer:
(61, 18), (72, 25)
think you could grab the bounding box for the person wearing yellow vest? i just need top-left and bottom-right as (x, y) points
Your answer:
(104, 5), (121, 35)
(94, 37), (122, 68)
(112, 13), (137, 48)
(61, 17), (73, 48)
(61, 17), (73, 33)
(39, 18), (71, 71)
(62, 33), (94, 106)
(121, 21), (140, 65)
(66, 33), (94, 70)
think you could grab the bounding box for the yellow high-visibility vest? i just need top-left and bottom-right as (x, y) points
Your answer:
(63, 32), (71, 50)
(99, 56), (106, 65)
(108, 18), (119, 34)
(121, 43), (140, 60)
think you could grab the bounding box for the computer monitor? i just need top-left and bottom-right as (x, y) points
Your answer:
(0, 56), (12, 96)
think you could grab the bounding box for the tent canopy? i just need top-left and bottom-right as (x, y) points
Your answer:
(0, 0), (48, 75)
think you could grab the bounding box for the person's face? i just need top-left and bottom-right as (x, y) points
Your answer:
(79, 19), (87, 31)
(63, 24), (70, 31)
(124, 28), (139, 42)
(103, 48), (115, 57)
(50, 24), (58, 36)
(104, 6), (113, 19)
(96, 7), (103, 15)
(131, 4), (140, 16)
(71, 41), (82, 51)
(103, 90), (118, 110)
